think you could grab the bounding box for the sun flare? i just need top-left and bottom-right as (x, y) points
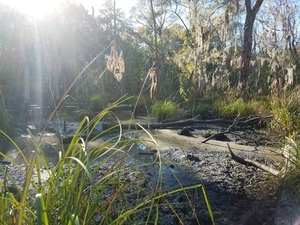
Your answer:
(1, 0), (64, 19)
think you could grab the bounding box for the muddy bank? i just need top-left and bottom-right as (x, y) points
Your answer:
(0, 120), (290, 224)
(132, 129), (282, 224)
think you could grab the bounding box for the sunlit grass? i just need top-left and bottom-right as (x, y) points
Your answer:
(0, 103), (214, 225)
(215, 97), (269, 117)
(151, 100), (179, 122)
(269, 89), (300, 138)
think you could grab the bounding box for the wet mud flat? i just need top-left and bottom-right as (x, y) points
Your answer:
(138, 147), (280, 225)
(128, 127), (284, 225)
(0, 123), (285, 224)
(1, 147), (280, 225)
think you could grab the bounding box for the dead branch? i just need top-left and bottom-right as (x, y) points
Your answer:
(202, 113), (240, 143)
(201, 115), (273, 143)
(227, 143), (280, 176)
(201, 131), (229, 143)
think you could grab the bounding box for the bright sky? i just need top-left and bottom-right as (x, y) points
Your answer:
(0, 0), (138, 19)
(79, 0), (138, 15)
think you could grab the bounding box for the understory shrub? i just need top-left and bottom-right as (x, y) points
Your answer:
(269, 89), (300, 138)
(215, 97), (268, 118)
(151, 100), (179, 122)
(90, 95), (104, 112)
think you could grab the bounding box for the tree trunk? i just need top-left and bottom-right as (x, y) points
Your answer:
(239, 0), (264, 94)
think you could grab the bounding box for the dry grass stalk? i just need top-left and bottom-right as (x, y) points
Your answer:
(150, 67), (157, 99)
(107, 43), (125, 82)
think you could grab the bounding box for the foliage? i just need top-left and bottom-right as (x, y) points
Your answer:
(0, 104), (214, 225)
(130, 95), (152, 115)
(269, 89), (300, 138)
(151, 100), (179, 122)
(0, 0), (300, 115)
(279, 137), (300, 196)
(89, 95), (104, 112)
(213, 91), (269, 117)
(282, 137), (300, 171)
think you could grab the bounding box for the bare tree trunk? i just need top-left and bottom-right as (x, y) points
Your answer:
(239, 0), (264, 94)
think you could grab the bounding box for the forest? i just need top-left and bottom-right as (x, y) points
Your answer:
(0, 0), (299, 130)
(0, 0), (300, 125)
(1, 0), (300, 224)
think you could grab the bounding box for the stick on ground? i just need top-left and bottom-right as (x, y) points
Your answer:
(227, 143), (280, 176)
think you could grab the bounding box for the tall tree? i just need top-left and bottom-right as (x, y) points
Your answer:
(238, 0), (264, 94)
(130, 0), (179, 99)
(149, 0), (158, 99)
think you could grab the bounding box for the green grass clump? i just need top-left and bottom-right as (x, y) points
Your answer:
(282, 138), (300, 170)
(0, 102), (214, 225)
(269, 89), (300, 138)
(215, 97), (268, 118)
(151, 100), (179, 122)
(90, 94), (104, 112)
(278, 137), (300, 196)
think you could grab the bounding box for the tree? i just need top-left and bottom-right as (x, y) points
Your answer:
(238, 0), (264, 94)
(130, 0), (180, 99)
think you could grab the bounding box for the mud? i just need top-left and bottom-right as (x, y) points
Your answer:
(0, 120), (287, 224)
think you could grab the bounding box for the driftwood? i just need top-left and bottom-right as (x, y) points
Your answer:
(227, 143), (280, 176)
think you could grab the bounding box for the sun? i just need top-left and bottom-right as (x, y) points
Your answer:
(1, 0), (64, 19)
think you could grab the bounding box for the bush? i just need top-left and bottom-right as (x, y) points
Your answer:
(215, 97), (268, 118)
(151, 100), (179, 122)
(90, 95), (103, 112)
(269, 89), (300, 138)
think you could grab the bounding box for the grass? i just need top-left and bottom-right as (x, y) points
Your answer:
(151, 100), (179, 122)
(214, 97), (269, 118)
(0, 101), (214, 225)
(269, 89), (300, 138)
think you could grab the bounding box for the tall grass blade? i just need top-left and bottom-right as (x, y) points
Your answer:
(17, 157), (36, 225)
(201, 185), (215, 224)
(36, 193), (49, 225)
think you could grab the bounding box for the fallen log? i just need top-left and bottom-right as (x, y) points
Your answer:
(227, 143), (280, 176)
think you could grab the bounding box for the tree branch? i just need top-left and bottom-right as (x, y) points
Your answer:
(227, 143), (280, 176)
